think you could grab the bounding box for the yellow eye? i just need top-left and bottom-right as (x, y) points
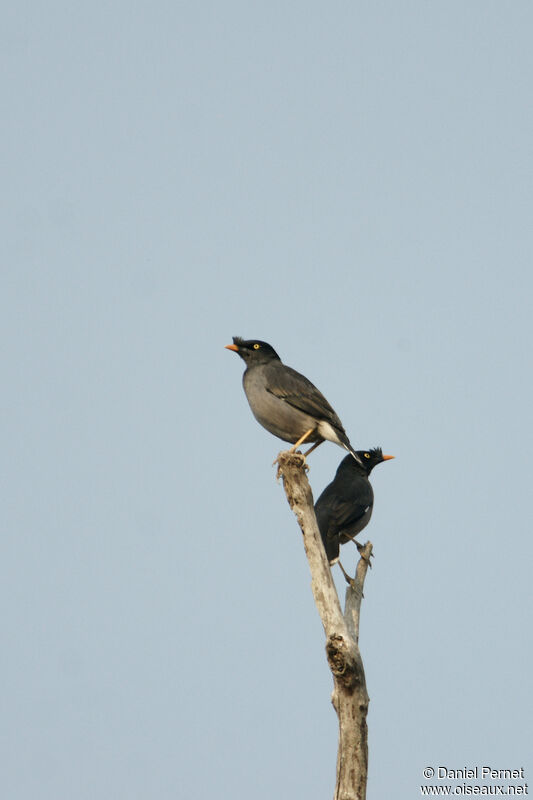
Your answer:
(253, 343), (260, 350)
(364, 452), (371, 458)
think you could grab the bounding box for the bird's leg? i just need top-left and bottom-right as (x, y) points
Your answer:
(343, 535), (368, 553)
(342, 532), (364, 549)
(302, 439), (324, 457)
(288, 428), (315, 453)
(338, 560), (354, 586)
(273, 429), (315, 468)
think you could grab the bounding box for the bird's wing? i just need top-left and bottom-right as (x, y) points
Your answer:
(316, 479), (373, 535)
(329, 493), (372, 532)
(264, 363), (345, 429)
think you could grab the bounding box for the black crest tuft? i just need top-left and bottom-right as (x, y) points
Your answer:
(368, 447), (383, 459)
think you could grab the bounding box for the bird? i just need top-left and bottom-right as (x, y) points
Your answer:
(225, 337), (363, 465)
(314, 448), (394, 565)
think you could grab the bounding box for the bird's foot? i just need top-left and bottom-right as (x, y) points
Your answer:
(355, 540), (373, 568)
(273, 450), (309, 478)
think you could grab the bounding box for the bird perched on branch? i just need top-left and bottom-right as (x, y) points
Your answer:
(225, 337), (362, 465)
(314, 448), (394, 565)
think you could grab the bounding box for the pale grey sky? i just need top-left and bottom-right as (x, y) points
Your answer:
(2, 2), (532, 798)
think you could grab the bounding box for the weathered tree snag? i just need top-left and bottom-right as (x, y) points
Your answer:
(276, 451), (371, 800)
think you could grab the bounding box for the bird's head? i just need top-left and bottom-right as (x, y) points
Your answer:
(352, 447), (395, 475)
(225, 337), (281, 365)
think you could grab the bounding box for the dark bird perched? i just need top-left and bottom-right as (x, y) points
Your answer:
(314, 448), (394, 565)
(225, 337), (363, 465)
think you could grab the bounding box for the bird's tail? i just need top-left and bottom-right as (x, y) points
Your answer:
(325, 537), (340, 565)
(344, 442), (364, 468)
(316, 520), (340, 564)
(331, 425), (364, 467)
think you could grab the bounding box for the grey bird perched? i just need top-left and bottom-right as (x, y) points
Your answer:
(314, 448), (394, 565)
(225, 336), (362, 465)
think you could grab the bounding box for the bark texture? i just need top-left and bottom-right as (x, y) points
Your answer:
(276, 451), (371, 800)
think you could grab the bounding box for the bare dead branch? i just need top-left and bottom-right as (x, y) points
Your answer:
(276, 451), (371, 800)
(344, 542), (373, 645)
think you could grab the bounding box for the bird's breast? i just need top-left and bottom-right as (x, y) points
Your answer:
(242, 367), (321, 444)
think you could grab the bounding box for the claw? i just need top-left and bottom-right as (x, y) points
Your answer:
(273, 451), (307, 466)
(355, 541), (373, 568)
(273, 450), (309, 481)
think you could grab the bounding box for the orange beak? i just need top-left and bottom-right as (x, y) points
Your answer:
(225, 344), (239, 352)
(382, 455), (395, 461)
